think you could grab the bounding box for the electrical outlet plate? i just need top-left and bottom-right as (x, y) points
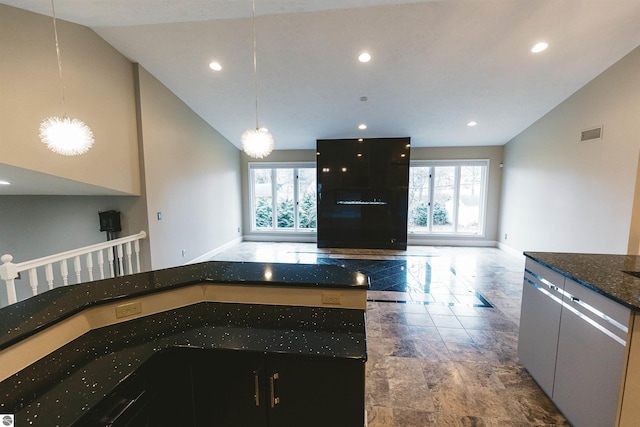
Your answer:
(321, 292), (341, 305)
(115, 301), (142, 318)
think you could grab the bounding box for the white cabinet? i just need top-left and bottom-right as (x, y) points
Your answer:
(518, 259), (631, 426)
(518, 259), (566, 396)
(553, 278), (630, 426)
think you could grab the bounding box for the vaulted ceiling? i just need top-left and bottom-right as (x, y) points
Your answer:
(2, 0), (639, 153)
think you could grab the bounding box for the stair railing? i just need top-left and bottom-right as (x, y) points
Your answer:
(0, 231), (147, 307)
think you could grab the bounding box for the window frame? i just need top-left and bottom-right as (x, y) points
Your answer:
(249, 162), (317, 233)
(408, 159), (489, 237)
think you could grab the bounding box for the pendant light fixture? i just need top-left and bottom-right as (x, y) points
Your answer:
(39, 0), (94, 156)
(241, 0), (274, 159)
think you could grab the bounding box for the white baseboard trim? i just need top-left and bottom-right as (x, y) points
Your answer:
(243, 233), (317, 243)
(185, 237), (243, 264)
(497, 242), (525, 259)
(407, 237), (498, 247)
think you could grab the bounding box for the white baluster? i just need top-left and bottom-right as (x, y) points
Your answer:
(117, 244), (124, 276)
(107, 248), (115, 278)
(86, 253), (94, 282)
(134, 239), (141, 273)
(45, 263), (54, 289)
(28, 268), (39, 295)
(97, 250), (105, 280)
(125, 242), (133, 275)
(60, 260), (69, 286)
(0, 254), (18, 305)
(74, 255), (82, 283)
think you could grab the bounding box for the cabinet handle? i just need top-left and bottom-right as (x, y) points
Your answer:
(254, 372), (260, 407)
(571, 296), (580, 302)
(270, 372), (280, 408)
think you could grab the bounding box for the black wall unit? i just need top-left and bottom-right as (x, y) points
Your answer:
(317, 137), (410, 249)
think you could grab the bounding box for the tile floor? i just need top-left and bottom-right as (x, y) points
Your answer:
(211, 242), (569, 426)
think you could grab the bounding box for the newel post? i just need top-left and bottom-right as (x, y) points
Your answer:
(0, 254), (18, 305)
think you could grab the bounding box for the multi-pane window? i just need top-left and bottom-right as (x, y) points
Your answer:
(250, 160), (487, 236)
(408, 161), (488, 235)
(250, 163), (317, 232)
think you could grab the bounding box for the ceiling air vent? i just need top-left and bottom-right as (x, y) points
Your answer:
(581, 126), (603, 142)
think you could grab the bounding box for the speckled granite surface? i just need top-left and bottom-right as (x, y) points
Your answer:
(0, 261), (367, 426)
(0, 261), (367, 351)
(0, 302), (366, 426)
(525, 252), (640, 310)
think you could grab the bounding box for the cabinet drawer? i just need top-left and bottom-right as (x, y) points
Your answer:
(562, 278), (630, 345)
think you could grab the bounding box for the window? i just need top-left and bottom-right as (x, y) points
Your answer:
(408, 160), (488, 235)
(250, 163), (317, 232)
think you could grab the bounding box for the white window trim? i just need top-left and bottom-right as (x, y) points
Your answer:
(409, 159), (489, 237)
(248, 162), (317, 233)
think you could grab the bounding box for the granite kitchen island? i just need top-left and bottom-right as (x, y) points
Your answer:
(0, 261), (368, 426)
(520, 252), (640, 427)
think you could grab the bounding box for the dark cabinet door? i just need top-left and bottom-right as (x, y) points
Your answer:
(267, 354), (365, 427)
(192, 349), (268, 427)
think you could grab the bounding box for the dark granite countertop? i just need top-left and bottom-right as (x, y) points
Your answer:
(524, 252), (640, 310)
(0, 261), (368, 351)
(0, 301), (367, 426)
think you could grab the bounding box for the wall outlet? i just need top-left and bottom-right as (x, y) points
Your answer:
(157, 212), (162, 220)
(321, 292), (341, 305)
(115, 301), (142, 318)
(504, 233), (508, 240)
(181, 249), (186, 257)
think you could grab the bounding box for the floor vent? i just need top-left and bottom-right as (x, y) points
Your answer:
(581, 126), (603, 142)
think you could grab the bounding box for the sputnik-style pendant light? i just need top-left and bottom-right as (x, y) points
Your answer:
(241, 0), (274, 159)
(39, 0), (94, 156)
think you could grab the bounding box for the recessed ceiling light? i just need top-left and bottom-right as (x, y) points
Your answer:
(0, 180), (10, 185)
(467, 121), (478, 127)
(358, 52), (371, 63)
(531, 42), (548, 53)
(209, 61), (222, 71)
(358, 124), (367, 130)
(358, 138), (364, 142)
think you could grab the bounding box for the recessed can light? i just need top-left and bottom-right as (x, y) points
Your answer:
(467, 121), (478, 127)
(358, 124), (367, 130)
(209, 61), (222, 71)
(358, 52), (371, 63)
(531, 42), (548, 53)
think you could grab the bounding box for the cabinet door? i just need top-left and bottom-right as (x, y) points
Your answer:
(553, 278), (630, 427)
(267, 354), (365, 427)
(517, 259), (565, 396)
(192, 349), (267, 427)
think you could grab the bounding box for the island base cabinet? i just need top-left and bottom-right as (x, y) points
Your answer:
(553, 299), (627, 426)
(517, 260), (565, 396)
(193, 349), (366, 427)
(267, 354), (365, 426)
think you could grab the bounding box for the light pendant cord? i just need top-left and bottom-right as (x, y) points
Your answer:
(251, 0), (259, 130)
(50, 0), (67, 117)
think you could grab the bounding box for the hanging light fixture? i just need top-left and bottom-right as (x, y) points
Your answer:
(39, 0), (94, 156)
(241, 0), (274, 159)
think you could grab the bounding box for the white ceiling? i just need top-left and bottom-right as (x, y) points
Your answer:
(1, 0), (640, 194)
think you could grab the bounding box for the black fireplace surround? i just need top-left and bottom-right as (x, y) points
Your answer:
(316, 137), (410, 250)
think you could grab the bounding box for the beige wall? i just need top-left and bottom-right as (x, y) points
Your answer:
(137, 66), (242, 269)
(0, 5), (140, 195)
(0, 6), (243, 276)
(240, 146), (503, 245)
(499, 46), (640, 255)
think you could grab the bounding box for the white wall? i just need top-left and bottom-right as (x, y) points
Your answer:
(499, 46), (640, 255)
(136, 66), (243, 269)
